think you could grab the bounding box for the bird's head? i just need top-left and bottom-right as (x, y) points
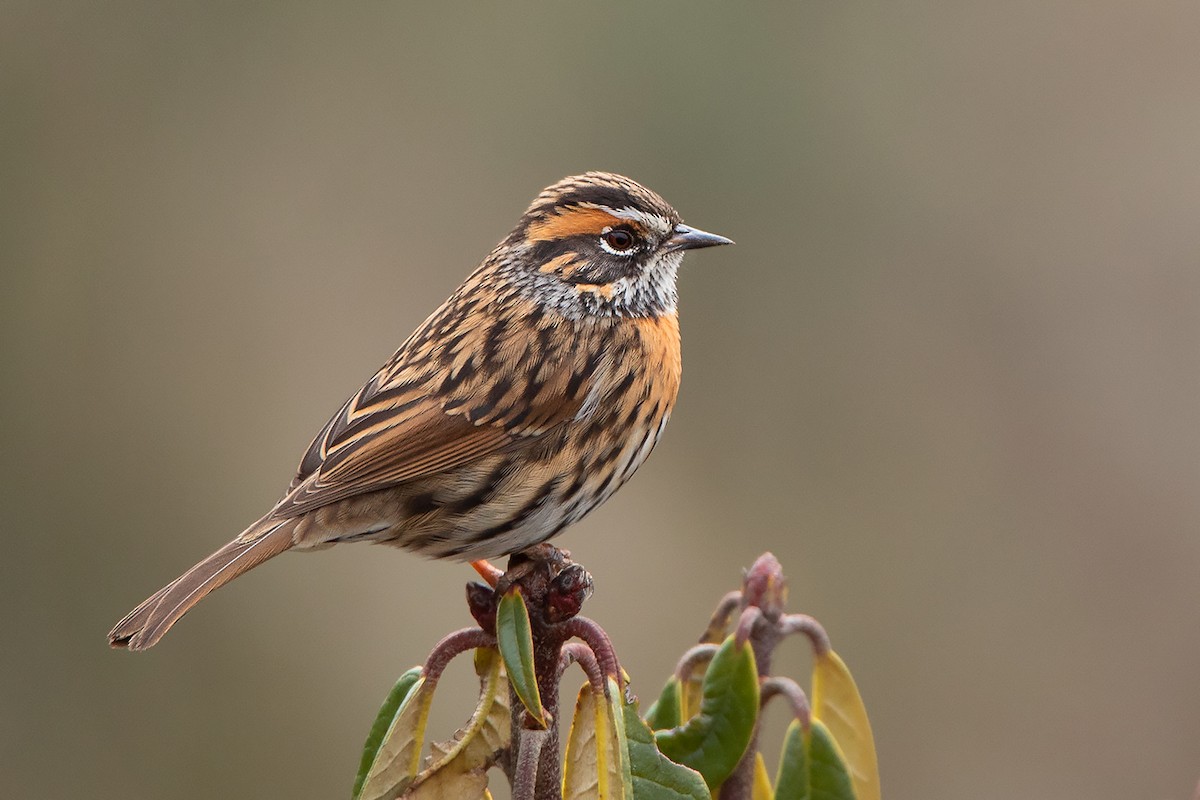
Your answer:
(505, 172), (732, 318)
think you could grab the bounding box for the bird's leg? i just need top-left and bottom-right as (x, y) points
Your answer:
(496, 543), (592, 800)
(470, 559), (503, 587)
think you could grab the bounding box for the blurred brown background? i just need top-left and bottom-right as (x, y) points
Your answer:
(3, 3), (1199, 798)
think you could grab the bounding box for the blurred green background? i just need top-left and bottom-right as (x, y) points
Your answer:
(3, 3), (1199, 798)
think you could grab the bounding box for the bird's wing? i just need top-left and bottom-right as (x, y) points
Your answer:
(270, 353), (590, 519)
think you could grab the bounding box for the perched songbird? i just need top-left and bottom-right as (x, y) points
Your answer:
(109, 172), (732, 650)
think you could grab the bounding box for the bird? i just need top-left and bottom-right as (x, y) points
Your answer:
(108, 171), (732, 651)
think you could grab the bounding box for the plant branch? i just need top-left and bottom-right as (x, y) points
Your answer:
(779, 613), (830, 656)
(760, 676), (811, 730)
(673, 643), (719, 683)
(558, 641), (605, 697)
(423, 628), (496, 683)
(701, 590), (744, 643)
(512, 728), (549, 800)
(563, 616), (623, 691)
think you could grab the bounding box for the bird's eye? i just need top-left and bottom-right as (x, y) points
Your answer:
(600, 228), (636, 254)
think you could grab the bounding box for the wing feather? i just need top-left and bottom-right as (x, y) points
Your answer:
(273, 353), (591, 517)
(272, 290), (610, 520)
(274, 407), (519, 516)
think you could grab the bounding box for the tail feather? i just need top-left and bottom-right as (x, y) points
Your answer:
(108, 519), (296, 651)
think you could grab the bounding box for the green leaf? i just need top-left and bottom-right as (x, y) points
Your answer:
(654, 636), (759, 791)
(356, 671), (436, 800)
(622, 700), (710, 800)
(812, 651), (879, 800)
(405, 648), (509, 799)
(496, 588), (546, 728)
(353, 667), (422, 800)
(773, 722), (804, 800)
(773, 720), (855, 800)
(643, 677), (683, 731)
(563, 679), (627, 800)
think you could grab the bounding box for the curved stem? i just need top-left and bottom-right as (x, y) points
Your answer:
(760, 676), (811, 730)
(673, 643), (719, 683)
(701, 590), (744, 643)
(558, 641), (605, 697)
(779, 614), (831, 656)
(422, 627), (496, 684)
(734, 605), (763, 649)
(563, 616), (622, 691)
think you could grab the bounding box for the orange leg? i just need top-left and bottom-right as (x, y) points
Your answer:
(470, 559), (503, 587)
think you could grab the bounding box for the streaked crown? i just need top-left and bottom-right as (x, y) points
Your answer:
(522, 172), (682, 232)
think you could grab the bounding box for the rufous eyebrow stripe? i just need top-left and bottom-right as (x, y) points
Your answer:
(526, 206), (623, 242)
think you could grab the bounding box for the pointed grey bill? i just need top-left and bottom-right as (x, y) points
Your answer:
(663, 224), (735, 253)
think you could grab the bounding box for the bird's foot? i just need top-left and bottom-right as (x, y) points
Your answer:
(465, 544), (592, 632)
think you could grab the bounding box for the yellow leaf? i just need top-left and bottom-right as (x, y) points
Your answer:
(403, 769), (488, 800)
(359, 677), (436, 800)
(562, 680), (627, 800)
(752, 752), (774, 800)
(606, 679), (634, 800)
(812, 650), (880, 800)
(680, 670), (705, 723)
(404, 648), (510, 798)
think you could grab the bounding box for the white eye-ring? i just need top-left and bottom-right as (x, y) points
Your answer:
(599, 226), (638, 255)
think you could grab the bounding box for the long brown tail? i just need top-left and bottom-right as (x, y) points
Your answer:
(108, 518), (297, 651)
